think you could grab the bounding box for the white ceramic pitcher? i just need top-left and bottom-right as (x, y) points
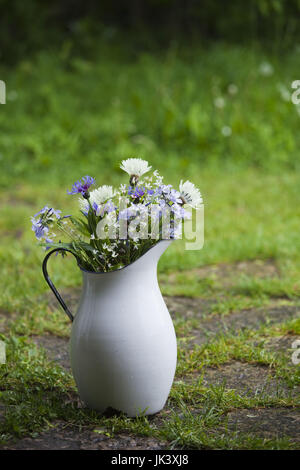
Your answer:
(42, 240), (177, 417)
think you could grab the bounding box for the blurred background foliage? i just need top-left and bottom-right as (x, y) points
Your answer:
(0, 0), (299, 188)
(1, 0), (300, 64)
(0, 0), (299, 275)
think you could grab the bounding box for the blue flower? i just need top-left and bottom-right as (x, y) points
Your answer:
(34, 206), (62, 219)
(44, 237), (54, 250)
(67, 176), (95, 196)
(31, 206), (62, 241)
(34, 206), (50, 217)
(92, 202), (98, 213)
(96, 200), (116, 217)
(169, 189), (182, 204)
(119, 206), (137, 220)
(171, 203), (191, 219)
(128, 185), (145, 199)
(31, 218), (49, 240)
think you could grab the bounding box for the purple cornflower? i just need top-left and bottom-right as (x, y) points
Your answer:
(67, 176), (95, 196)
(128, 185), (145, 199)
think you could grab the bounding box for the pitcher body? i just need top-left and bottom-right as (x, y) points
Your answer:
(69, 240), (177, 416)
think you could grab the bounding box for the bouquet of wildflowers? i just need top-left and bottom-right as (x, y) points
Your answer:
(31, 159), (203, 272)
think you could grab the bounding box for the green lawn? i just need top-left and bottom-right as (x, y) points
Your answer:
(0, 41), (299, 449)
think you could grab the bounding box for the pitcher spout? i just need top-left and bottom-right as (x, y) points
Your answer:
(122, 239), (173, 273)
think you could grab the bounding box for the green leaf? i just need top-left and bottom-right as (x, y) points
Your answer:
(70, 216), (90, 236)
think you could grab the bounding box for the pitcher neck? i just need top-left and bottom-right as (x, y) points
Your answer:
(80, 240), (173, 281)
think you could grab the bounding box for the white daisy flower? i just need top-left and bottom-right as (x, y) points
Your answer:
(120, 158), (152, 177)
(79, 185), (116, 211)
(179, 180), (203, 210)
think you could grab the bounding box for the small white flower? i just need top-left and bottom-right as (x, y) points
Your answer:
(221, 126), (232, 137)
(153, 170), (164, 186)
(79, 185), (115, 211)
(214, 97), (225, 109)
(143, 175), (153, 182)
(259, 62), (273, 77)
(119, 183), (127, 193)
(228, 84), (238, 95)
(179, 180), (203, 210)
(120, 158), (152, 177)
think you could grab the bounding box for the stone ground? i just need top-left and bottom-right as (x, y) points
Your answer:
(2, 424), (168, 450)
(1, 259), (300, 450)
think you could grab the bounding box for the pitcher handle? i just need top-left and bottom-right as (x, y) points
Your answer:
(42, 248), (80, 323)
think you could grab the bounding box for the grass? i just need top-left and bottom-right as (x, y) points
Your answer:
(0, 326), (298, 449)
(0, 39), (299, 449)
